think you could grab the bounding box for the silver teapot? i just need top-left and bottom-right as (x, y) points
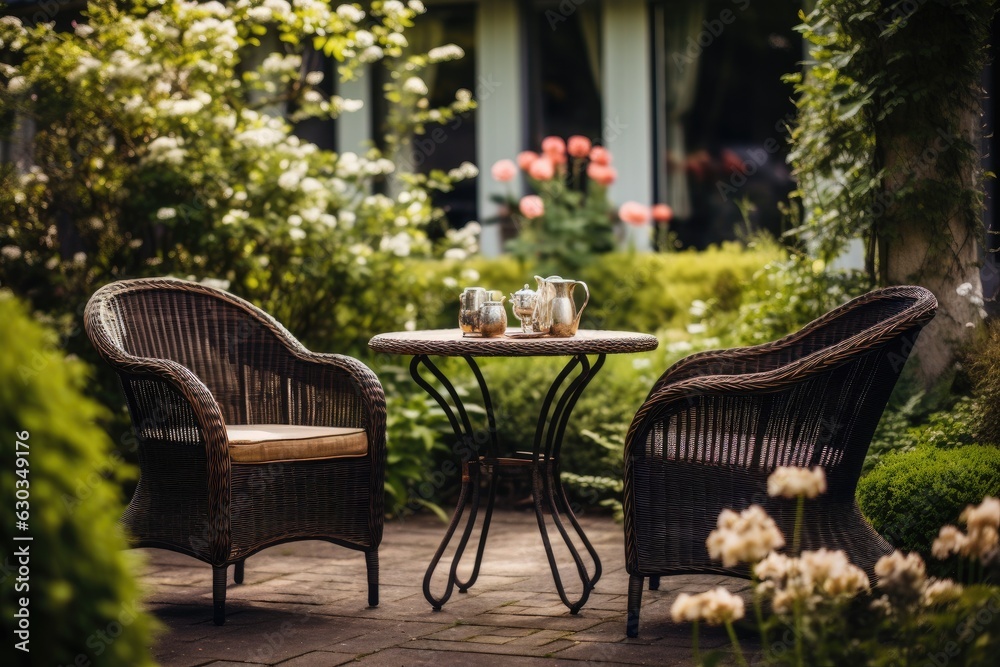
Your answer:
(534, 275), (589, 337)
(510, 284), (538, 334)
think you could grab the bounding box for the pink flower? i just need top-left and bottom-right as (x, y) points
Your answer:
(589, 145), (611, 165)
(652, 203), (674, 224)
(491, 159), (517, 183)
(517, 150), (539, 170)
(567, 135), (592, 159)
(618, 201), (650, 226)
(519, 195), (545, 219)
(587, 163), (616, 186)
(541, 136), (566, 158)
(528, 156), (555, 181)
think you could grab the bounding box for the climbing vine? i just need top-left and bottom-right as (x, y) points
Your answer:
(786, 0), (995, 283)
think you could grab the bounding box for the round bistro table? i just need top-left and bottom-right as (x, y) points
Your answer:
(368, 328), (658, 613)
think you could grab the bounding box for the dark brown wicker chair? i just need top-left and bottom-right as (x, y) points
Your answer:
(85, 278), (386, 625)
(622, 285), (937, 637)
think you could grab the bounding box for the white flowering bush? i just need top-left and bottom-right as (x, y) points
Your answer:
(0, 0), (477, 354)
(671, 467), (1000, 666)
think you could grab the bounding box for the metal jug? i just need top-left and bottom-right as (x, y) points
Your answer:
(534, 275), (590, 337)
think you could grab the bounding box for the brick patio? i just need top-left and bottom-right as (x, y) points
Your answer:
(143, 510), (754, 666)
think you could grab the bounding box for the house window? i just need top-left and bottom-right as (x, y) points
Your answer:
(525, 0), (603, 146)
(651, 0), (801, 248)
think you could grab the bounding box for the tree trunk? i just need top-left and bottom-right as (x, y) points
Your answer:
(881, 103), (982, 387)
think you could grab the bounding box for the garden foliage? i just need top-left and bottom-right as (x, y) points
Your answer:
(0, 294), (157, 666)
(0, 0), (477, 361)
(858, 445), (1000, 557)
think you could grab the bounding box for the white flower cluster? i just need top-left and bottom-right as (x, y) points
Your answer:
(427, 44), (465, 63)
(442, 221), (481, 261)
(335, 4), (365, 23)
(183, 17), (240, 61)
(670, 587), (745, 625)
(381, 1), (407, 20)
(448, 161), (479, 181)
(956, 281), (988, 325)
(755, 549), (870, 614)
(145, 136), (187, 166)
(706, 505), (785, 568)
(767, 466), (827, 499)
(932, 496), (999, 561)
(261, 53), (302, 75)
(402, 76), (429, 96)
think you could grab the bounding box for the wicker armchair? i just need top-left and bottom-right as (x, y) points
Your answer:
(623, 286), (937, 637)
(85, 278), (386, 625)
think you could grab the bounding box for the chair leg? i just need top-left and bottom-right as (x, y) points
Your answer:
(213, 565), (227, 626)
(627, 575), (643, 638)
(234, 559), (245, 584)
(365, 550), (379, 607)
(648, 575), (660, 591)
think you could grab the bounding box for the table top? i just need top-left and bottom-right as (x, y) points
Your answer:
(368, 328), (659, 358)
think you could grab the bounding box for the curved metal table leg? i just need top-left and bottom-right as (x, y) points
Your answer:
(530, 353), (606, 613)
(413, 355), (498, 609)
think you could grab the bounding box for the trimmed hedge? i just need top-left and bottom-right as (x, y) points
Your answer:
(857, 444), (1000, 556)
(0, 294), (157, 665)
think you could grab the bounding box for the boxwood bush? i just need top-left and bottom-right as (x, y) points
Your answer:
(857, 443), (1000, 557)
(0, 294), (156, 666)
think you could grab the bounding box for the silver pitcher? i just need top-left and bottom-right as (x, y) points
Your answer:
(534, 275), (590, 337)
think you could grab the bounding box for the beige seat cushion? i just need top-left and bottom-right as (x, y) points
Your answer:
(226, 424), (368, 464)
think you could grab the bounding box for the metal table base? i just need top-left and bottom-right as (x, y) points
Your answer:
(410, 352), (607, 613)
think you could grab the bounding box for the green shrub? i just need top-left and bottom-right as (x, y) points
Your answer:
(0, 294), (156, 665)
(857, 444), (1000, 557)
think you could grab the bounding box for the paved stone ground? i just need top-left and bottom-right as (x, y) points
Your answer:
(143, 510), (755, 666)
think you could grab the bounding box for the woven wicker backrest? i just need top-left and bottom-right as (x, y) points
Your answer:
(87, 279), (300, 425)
(634, 286), (936, 500)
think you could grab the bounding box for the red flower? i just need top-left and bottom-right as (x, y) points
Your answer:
(587, 163), (616, 186)
(519, 195), (545, 219)
(589, 145), (611, 165)
(567, 135), (592, 159)
(652, 204), (673, 224)
(516, 151), (539, 170)
(618, 201), (650, 226)
(528, 156), (555, 181)
(541, 136), (566, 158)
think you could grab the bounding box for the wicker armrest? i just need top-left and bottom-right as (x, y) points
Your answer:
(648, 342), (793, 395)
(284, 350), (387, 431)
